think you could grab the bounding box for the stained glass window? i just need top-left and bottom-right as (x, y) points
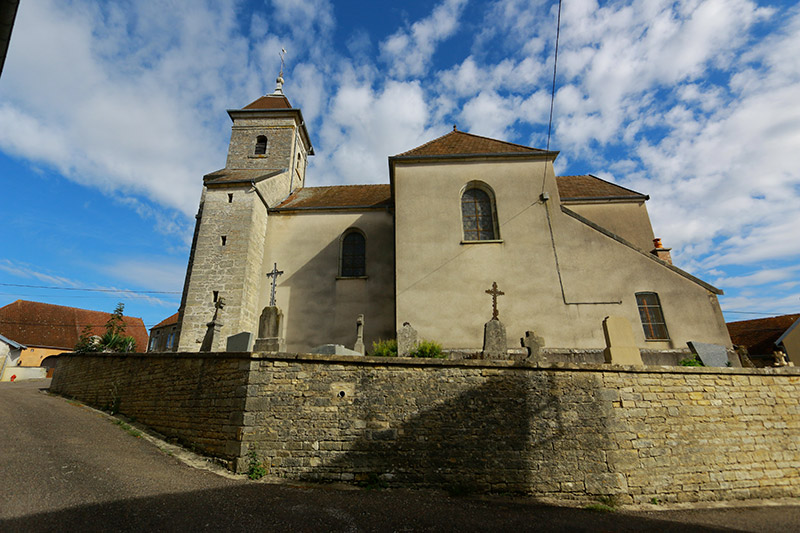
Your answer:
(461, 188), (496, 241)
(636, 292), (669, 340)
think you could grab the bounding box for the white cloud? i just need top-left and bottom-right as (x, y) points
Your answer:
(380, 0), (468, 78)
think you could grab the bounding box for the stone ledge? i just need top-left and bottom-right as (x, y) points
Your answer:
(52, 351), (800, 376)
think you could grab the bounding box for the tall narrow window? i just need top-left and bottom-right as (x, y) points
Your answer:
(636, 292), (669, 340)
(255, 135), (267, 155)
(461, 186), (497, 241)
(340, 230), (366, 277)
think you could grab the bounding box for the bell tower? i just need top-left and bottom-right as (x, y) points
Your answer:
(175, 75), (314, 351)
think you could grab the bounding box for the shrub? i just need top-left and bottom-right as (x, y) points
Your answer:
(371, 339), (398, 357)
(410, 340), (444, 359)
(678, 355), (703, 367)
(247, 445), (267, 480)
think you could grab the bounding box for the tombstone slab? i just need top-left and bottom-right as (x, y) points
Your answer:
(254, 306), (285, 352)
(310, 344), (363, 356)
(226, 332), (254, 352)
(353, 314), (365, 355)
(688, 341), (729, 367)
(521, 330), (545, 362)
(397, 322), (419, 357)
(482, 318), (507, 359)
(602, 316), (642, 365)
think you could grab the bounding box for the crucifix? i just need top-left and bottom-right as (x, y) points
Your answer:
(485, 281), (505, 320)
(266, 263), (284, 307)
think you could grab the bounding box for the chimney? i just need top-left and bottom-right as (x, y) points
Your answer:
(651, 238), (672, 265)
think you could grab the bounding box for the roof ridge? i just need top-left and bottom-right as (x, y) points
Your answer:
(395, 128), (544, 157)
(2, 299), (144, 321)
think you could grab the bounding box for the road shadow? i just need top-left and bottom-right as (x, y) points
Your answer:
(0, 482), (737, 532)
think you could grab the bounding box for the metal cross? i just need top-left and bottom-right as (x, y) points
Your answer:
(485, 281), (505, 320)
(266, 263), (284, 307)
(279, 48), (286, 77)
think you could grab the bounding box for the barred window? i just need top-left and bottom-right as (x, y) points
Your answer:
(340, 230), (366, 277)
(461, 187), (497, 241)
(255, 135), (267, 155)
(636, 292), (669, 340)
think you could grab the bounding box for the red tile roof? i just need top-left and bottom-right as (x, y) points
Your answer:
(394, 129), (546, 157)
(0, 300), (149, 352)
(727, 314), (800, 355)
(556, 175), (648, 201)
(152, 312), (179, 330)
(274, 185), (392, 210)
(242, 94), (293, 110)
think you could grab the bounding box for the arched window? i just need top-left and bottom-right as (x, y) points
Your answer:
(340, 230), (366, 277)
(461, 185), (498, 241)
(254, 135), (267, 155)
(635, 292), (669, 340)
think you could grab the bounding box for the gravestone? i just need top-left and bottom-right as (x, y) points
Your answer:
(226, 331), (254, 352)
(482, 319), (507, 359)
(602, 316), (643, 365)
(521, 330), (545, 362)
(687, 341), (728, 367)
(253, 306), (285, 352)
(199, 298), (225, 352)
(353, 314), (365, 355)
(397, 322), (418, 357)
(310, 344), (362, 356)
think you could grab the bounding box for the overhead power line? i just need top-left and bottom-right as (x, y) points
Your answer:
(0, 283), (180, 294)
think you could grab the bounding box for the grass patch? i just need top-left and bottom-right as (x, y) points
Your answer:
(112, 419), (142, 438)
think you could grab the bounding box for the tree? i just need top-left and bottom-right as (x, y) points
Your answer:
(74, 303), (137, 353)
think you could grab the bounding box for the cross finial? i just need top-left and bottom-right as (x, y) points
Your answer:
(485, 281), (505, 320)
(266, 263), (284, 307)
(272, 48), (287, 95)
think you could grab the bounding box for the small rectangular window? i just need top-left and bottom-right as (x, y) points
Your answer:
(636, 292), (669, 340)
(228, 193), (233, 203)
(221, 236), (227, 246)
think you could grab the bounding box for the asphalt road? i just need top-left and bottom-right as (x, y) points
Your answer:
(1, 379), (798, 532)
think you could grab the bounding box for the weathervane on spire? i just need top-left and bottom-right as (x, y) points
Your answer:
(272, 48), (287, 95)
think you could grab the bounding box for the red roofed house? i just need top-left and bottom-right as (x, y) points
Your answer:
(173, 79), (731, 360)
(727, 314), (800, 367)
(0, 300), (149, 367)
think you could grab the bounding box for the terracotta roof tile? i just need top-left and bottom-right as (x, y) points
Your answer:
(556, 175), (648, 200)
(0, 300), (149, 351)
(274, 185), (392, 210)
(395, 129), (545, 157)
(242, 94), (292, 110)
(727, 314), (800, 355)
(152, 312), (179, 330)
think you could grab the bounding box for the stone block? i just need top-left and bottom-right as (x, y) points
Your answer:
(688, 341), (729, 367)
(482, 318), (507, 359)
(226, 331), (254, 352)
(602, 316), (643, 365)
(397, 322), (418, 357)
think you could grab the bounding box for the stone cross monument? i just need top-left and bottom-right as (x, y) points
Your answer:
(353, 314), (365, 355)
(266, 263), (284, 307)
(199, 297), (225, 352)
(482, 281), (507, 359)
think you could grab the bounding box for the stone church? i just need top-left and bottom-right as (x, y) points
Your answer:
(174, 80), (732, 356)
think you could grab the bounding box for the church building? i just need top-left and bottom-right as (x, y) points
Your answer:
(174, 79), (732, 357)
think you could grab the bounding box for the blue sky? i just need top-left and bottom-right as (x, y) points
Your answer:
(1, 0), (799, 331)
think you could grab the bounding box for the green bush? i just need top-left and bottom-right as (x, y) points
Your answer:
(678, 355), (703, 367)
(410, 340), (444, 358)
(371, 339), (398, 357)
(247, 445), (267, 480)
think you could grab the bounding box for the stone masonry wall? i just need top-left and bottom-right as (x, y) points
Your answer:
(50, 353), (800, 503)
(50, 353), (251, 463)
(242, 356), (800, 503)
